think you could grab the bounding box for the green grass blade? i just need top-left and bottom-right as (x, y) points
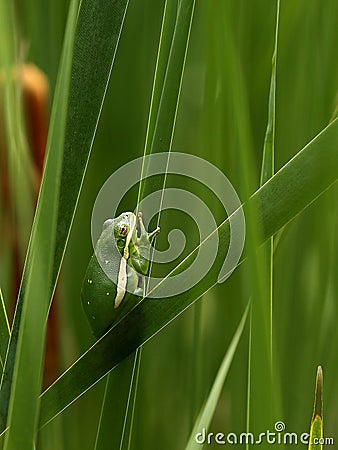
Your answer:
(94, 351), (140, 450)
(1, 0), (80, 447)
(0, 289), (10, 371)
(140, 0), (196, 206)
(0, 0), (130, 441)
(151, 0), (195, 156)
(246, 0), (280, 442)
(96, 2), (195, 445)
(39, 117), (338, 427)
(51, 0), (130, 285)
(119, 348), (141, 450)
(308, 366), (323, 450)
(96, 3), (195, 447)
(260, 0), (279, 186)
(137, 0), (178, 206)
(138, 0), (177, 164)
(184, 303), (249, 450)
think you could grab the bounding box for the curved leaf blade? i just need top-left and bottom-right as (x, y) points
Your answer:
(39, 117), (338, 427)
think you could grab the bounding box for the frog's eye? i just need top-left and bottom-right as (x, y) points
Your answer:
(119, 224), (129, 237)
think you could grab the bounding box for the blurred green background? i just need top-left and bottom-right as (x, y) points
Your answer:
(1, 0), (337, 449)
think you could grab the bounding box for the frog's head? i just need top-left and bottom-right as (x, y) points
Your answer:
(112, 212), (136, 239)
(101, 211), (159, 259)
(104, 212), (136, 253)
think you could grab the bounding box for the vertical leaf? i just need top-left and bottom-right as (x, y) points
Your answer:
(184, 304), (249, 450)
(95, 1), (196, 446)
(2, 0), (79, 448)
(138, 0), (177, 165)
(247, 0), (280, 442)
(119, 350), (141, 450)
(94, 352), (140, 450)
(0, 289), (10, 370)
(308, 366), (323, 450)
(0, 0), (131, 445)
(140, 0), (196, 206)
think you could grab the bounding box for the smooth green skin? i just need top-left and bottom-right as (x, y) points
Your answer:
(81, 212), (159, 339)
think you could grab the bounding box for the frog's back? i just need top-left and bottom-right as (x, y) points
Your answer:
(81, 254), (139, 338)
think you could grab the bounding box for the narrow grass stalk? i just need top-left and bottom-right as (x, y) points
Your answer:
(139, 0), (196, 212)
(218, 1), (275, 439)
(259, 0), (280, 363)
(308, 366), (323, 450)
(94, 351), (141, 450)
(0, 289), (10, 370)
(258, 0), (280, 328)
(246, 1), (280, 444)
(184, 303), (249, 450)
(96, 1), (196, 445)
(137, 0), (177, 206)
(190, 300), (203, 426)
(119, 348), (142, 450)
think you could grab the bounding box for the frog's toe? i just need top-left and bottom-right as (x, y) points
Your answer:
(137, 212), (146, 233)
(148, 227), (160, 243)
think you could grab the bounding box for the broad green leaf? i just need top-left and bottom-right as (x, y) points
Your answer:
(0, 0), (130, 441)
(39, 117), (338, 427)
(308, 366), (323, 450)
(0, 289), (10, 370)
(185, 303), (249, 450)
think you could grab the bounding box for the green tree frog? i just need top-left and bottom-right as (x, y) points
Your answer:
(81, 212), (160, 338)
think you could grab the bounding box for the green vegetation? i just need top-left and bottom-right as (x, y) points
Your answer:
(0, 1), (337, 449)
(308, 366), (323, 450)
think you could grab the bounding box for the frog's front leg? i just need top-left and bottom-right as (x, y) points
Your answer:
(133, 273), (145, 297)
(130, 213), (160, 275)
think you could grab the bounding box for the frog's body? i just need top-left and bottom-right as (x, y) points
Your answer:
(81, 212), (159, 339)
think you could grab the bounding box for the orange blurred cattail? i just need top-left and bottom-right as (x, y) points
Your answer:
(0, 63), (58, 387)
(20, 64), (49, 177)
